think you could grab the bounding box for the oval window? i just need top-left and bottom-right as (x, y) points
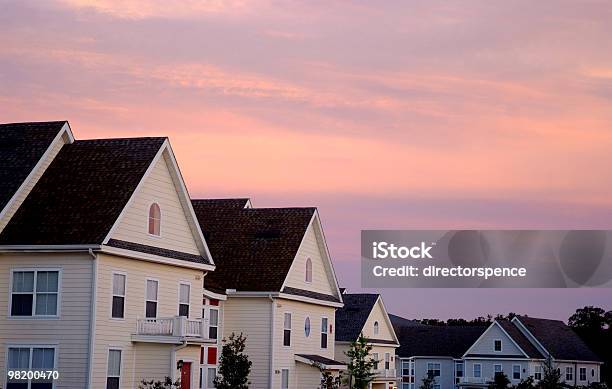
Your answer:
(305, 317), (311, 337)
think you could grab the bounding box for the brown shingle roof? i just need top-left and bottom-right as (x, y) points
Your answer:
(495, 320), (544, 358)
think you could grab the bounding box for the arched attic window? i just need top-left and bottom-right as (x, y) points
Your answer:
(305, 257), (313, 283)
(374, 321), (379, 335)
(148, 203), (161, 236)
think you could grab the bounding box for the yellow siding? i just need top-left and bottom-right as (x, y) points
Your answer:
(0, 252), (93, 389)
(111, 152), (200, 255)
(222, 297), (272, 389)
(361, 299), (396, 342)
(0, 132), (68, 232)
(284, 221), (337, 297)
(272, 298), (337, 389)
(91, 253), (204, 388)
(132, 343), (173, 383)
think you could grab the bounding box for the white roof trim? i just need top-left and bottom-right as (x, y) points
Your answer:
(294, 355), (346, 370)
(462, 320), (529, 359)
(373, 295), (401, 345)
(203, 288), (227, 301)
(0, 122), (73, 230)
(511, 317), (551, 359)
(100, 245), (214, 271)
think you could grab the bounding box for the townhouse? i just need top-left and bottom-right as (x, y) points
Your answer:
(393, 316), (602, 389)
(0, 121), (216, 389)
(191, 199), (346, 389)
(334, 292), (400, 389)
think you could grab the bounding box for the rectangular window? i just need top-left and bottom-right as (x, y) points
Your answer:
(455, 362), (464, 378)
(283, 313), (292, 347)
(427, 363), (441, 377)
(112, 273), (126, 319)
(145, 279), (158, 318)
(403, 384), (410, 389)
(179, 283), (190, 317)
(7, 346), (55, 389)
(494, 364), (503, 375)
(402, 360), (410, 376)
(534, 366), (542, 380)
(321, 317), (328, 349)
(207, 367), (216, 388)
(474, 364), (481, 378)
(513, 365), (521, 380)
(385, 353), (390, 370)
(494, 339), (502, 352)
(209, 308), (219, 340)
(11, 270), (59, 317)
(566, 367), (573, 381)
(579, 367), (587, 381)
(372, 353), (379, 370)
(107, 349), (122, 389)
(281, 369), (289, 389)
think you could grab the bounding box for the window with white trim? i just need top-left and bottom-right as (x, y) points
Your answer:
(372, 353), (379, 370)
(494, 364), (503, 375)
(10, 270), (59, 317)
(206, 367), (216, 388)
(304, 317), (311, 338)
(384, 353), (390, 370)
(402, 359), (410, 376)
(281, 368), (289, 389)
(474, 364), (481, 378)
(208, 308), (219, 339)
(579, 367), (587, 381)
(7, 346), (55, 389)
(534, 365), (542, 380)
(455, 362), (464, 384)
(179, 283), (190, 317)
(566, 367), (573, 381)
(305, 257), (312, 283)
(111, 273), (126, 319)
(107, 349), (121, 389)
(145, 279), (158, 318)
(374, 321), (379, 335)
(513, 365), (521, 380)
(427, 362), (441, 377)
(283, 313), (292, 347)
(494, 339), (502, 352)
(148, 202), (161, 236)
(321, 317), (328, 349)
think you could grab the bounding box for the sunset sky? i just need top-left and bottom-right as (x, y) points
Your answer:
(2, 0), (612, 321)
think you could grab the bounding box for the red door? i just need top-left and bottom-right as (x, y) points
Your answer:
(181, 362), (191, 389)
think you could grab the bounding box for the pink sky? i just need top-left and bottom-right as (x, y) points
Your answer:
(1, 0), (611, 321)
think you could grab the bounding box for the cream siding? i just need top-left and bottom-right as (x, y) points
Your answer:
(0, 132), (69, 233)
(361, 299), (396, 342)
(111, 153), (200, 255)
(222, 297), (272, 389)
(284, 221), (337, 298)
(90, 253), (204, 388)
(0, 252), (93, 389)
(272, 298), (336, 389)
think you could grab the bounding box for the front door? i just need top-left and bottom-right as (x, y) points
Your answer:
(181, 362), (192, 389)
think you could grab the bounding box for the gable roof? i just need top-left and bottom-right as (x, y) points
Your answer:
(396, 325), (486, 359)
(496, 320), (544, 359)
(0, 121), (68, 213)
(335, 293), (379, 342)
(0, 137), (166, 245)
(514, 316), (601, 362)
(192, 199), (318, 292)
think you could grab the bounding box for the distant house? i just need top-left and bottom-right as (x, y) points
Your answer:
(0, 121), (216, 389)
(335, 292), (400, 389)
(393, 315), (602, 389)
(192, 199), (346, 389)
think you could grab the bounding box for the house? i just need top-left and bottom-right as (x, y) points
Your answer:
(0, 121), (216, 389)
(393, 324), (486, 389)
(334, 292), (400, 389)
(393, 315), (602, 389)
(191, 199), (346, 389)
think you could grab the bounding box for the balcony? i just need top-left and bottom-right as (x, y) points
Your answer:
(132, 316), (215, 344)
(457, 376), (487, 385)
(373, 369), (398, 379)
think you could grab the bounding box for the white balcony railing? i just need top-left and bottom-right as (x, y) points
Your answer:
(136, 316), (210, 339)
(458, 376), (487, 384)
(373, 369), (397, 378)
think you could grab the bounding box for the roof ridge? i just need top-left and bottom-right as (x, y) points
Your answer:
(0, 120), (67, 127)
(75, 136), (167, 142)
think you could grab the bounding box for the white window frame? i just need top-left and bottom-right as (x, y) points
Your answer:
(320, 317), (329, 349)
(534, 365), (542, 380)
(579, 367), (587, 381)
(384, 352), (390, 370)
(513, 364), (521, 380)
(305, 257), (312, 283)
(144, 278), (159, 318)
(473, 363), (482, 378)
(178, 281), (191, 317)
(281, 368), (289, 389)
(106, 347), (123, 389)
(9, 268), (62, 319)
(283, 312), (292, 347)
(147, 201), (162, 237)
(304, 316), (311, 338)
(494, 339), (503, 352)
(374, 321), (379, 335)
(494, 364), (503, 374)
(427, 362), (441, 377)
(5, 344), (57, 389)
(372, 353), (379, 370)
(207, 307), (219, 340)
(565, 366), (573, 381)
(110, 271), (127, 320)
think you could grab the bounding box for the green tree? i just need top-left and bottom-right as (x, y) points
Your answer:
(420, 372), (436, 389)
(138, 377), (180, 389)
(487, 372), (510, 389)
(515, 376), (536, 389)
(214, 332), (252, 389)
(345, 333), (376, 389)
(569, 307), (610, 331)
(313, 362), (342, 389)
(537, 356), (563, 389)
